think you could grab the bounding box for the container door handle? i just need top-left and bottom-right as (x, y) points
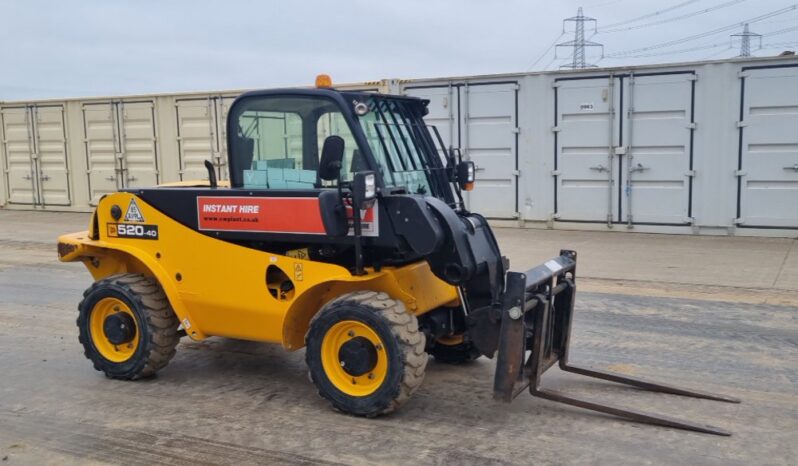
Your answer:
(630, 163), (648, 173)
(783, 164), (798, 172)
(590, 164), (608, 173)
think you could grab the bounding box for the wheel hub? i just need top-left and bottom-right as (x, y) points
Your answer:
(103, 312), (136, 345)
(338, 336), (378, 377)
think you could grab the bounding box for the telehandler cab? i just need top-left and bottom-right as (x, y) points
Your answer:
(58, 76), (738, 435)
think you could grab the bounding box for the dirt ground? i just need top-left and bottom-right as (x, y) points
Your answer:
(0, 211), (796, 465)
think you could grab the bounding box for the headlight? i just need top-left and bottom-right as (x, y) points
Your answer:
(457, 161), (476, 191)
(364, 172), (376, 200)
(353, 170), (378, 209)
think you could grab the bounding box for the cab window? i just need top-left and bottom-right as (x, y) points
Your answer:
(229, 95), (360, 189)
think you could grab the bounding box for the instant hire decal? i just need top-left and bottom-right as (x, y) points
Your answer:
(197, 196), (378, 237)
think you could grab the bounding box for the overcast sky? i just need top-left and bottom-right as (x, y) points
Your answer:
(2, 0), (797, 100)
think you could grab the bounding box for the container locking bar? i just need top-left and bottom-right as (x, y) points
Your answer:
(493, 250), (740, 436)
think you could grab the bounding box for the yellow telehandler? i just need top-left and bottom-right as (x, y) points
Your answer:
(58, 76), (738, 434)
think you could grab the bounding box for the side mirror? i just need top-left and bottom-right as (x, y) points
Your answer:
(318, 135), (345, 181)
(456, 160), (476, 191)
(352, 171), (377, 210)
(319, 190), (348, 237)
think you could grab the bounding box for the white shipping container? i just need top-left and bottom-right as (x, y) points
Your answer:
(1, 59), (796, 236)
(736, 64), (798, 229)
(400, 56), (798, 236)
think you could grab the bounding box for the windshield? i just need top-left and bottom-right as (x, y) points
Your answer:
(357, 96), (447, 196)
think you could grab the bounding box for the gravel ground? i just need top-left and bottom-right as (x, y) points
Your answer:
(0, 216), (796, 465)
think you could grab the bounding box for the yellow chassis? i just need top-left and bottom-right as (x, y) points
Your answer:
(57, 192), (459, 350)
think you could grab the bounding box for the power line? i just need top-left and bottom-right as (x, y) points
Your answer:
(526, 32), (566, 71)
(760, 40), (798, 47)
(542, 54), (560, 71)
(600, 0), (701, 29)
(624, 24), (795, 59)
(585, 0), (627, 8)
(755, 16), (798, 26)
(556, 7), (604, 68)
(599, 0), (748, 34)
(602, 41), (730, 58)
(606, 4), (798, 57)
(703, 45), (734, 59)
(763, 24), (798, 36)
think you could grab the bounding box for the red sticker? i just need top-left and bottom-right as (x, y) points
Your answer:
(344, 201), (379, 237)
(197, 197), (325, 234)
(196, 196), (379, 236)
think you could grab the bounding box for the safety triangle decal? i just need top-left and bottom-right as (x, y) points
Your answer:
(124, 198), (145, 223)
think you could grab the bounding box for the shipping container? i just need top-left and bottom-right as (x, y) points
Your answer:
(400, 55), (798, 236)
(1, 58), (796, 236)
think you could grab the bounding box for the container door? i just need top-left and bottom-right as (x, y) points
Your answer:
(1, 106), (38, 204)
(460, 83), (519, 218)
(118, 101), (159, 188)
(83, 103), (122, 204)
(402, 85), (459, 165)
(176, 97), (218, 181)
(622, 73), (694, 225)
(33, 105), (70, 206)
(1, 105), (70, 206)
(554, 76), (621, 223)
(737, 66), (798, 228)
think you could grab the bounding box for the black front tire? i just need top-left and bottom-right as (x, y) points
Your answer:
(305, 291), (427, 417)
(77, 273), (180, 380)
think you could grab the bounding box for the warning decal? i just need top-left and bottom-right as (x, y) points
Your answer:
(124, 198), (145, 223)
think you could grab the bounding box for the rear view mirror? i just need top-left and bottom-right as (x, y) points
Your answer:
(318, 135), (345, 181)
(456, 161), (476, 191)
(319, 190), (348, 237)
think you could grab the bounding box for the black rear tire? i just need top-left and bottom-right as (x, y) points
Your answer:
(77, 273), (180, 380)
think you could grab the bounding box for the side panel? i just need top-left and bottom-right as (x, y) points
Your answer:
(402, 85), (459, 164)
(738, 66), (798, 228)
(404, 82), (518, 218)
(622, 73), (694, 224)
(176, 98), (217, 181)
(175, 96), (234, 182)
(0, 111), (5, 207)
(1, 106), (37, 204)
(555, 77), (620, 222)
(461, 83), (518, 218)
(72, 192), (454, 346)
(34, 105), (71, 206)
(216, 96), (237, 181)
(83, 103), (120, 203)
(119, 101), (159, 189)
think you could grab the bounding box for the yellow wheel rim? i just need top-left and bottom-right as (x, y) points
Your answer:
(321, 320), (387, 397)
(437, 334), (465, 346)
(89, 297), (139, 363)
